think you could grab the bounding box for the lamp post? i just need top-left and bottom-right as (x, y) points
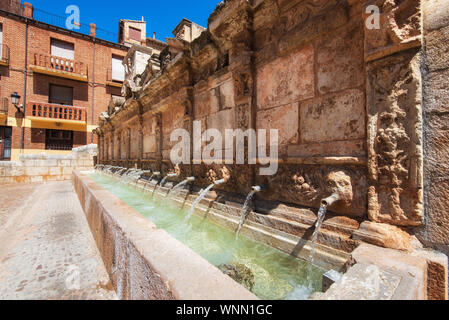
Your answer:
(10, 92), (24, 113)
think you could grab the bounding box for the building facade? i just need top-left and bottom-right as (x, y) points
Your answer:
(0, 1), (129, 160)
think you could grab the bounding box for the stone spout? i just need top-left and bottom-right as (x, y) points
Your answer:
(214, 179), (226, 186)
(321, 193), (340, 207)
(252, 185), (267, 193)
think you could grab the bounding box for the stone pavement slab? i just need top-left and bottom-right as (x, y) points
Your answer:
(0, 181), (117, 300)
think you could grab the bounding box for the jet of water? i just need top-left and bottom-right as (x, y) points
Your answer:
(184, 184), (215, 222)
(235, 191), (256, 240)
(167, 177), (195, 199)
(306, 203), (328, 286)
(152, 173), (177, 198)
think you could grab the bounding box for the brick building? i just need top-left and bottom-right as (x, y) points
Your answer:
(0, 1), (131, 160)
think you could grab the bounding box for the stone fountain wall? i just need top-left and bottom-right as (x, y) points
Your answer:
(95, 0), (448, 262)
(0, 145), (97, 184)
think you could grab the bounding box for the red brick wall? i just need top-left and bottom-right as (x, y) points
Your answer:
(0, 12), (127, 153)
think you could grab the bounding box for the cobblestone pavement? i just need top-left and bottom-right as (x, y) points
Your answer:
(0, 181), (117, 300)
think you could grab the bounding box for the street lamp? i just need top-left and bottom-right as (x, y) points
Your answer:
(10, 92), (23, 113)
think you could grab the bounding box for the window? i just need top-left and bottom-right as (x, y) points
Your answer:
(45, 129), (73, 151)
(129, 27), (141, 42)
(49, 84), (73, 106)
(51, 39), (74, 71)
(50, 39), (74, 60)
(111, 55), (125, 82)
(0, 126), (12, 160)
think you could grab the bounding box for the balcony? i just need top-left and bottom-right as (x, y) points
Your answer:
(0, 44), (10, 67)
(26, 102), (87, 125)
(30, 54), (88, 82)
(106, 68), (124, 88)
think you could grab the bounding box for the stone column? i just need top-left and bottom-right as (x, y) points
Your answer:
(116, 131), (121, 161)
(110, 130), (115, 161)
(127, 128), (131, 161)
(363, 0), (424, 227)
(181, 88), (194, 176)
(155, 112), (163, 171)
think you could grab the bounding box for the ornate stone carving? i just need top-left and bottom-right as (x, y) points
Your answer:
(260, 165), (367, 217)
(363, 0), (422, 60)
(160, 51), (172, 70)
(233, 70), (253, 98)
(367, 51), (423, 226)
(236, 103), (250, 130)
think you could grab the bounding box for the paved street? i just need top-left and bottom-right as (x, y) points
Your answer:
(0, 181), (117, 300)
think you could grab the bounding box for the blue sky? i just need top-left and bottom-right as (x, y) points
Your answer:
(28, 0), (222, 42)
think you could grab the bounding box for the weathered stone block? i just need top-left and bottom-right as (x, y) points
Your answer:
(412, 249), (449, 300)
(353, 221), (413, 251)
(363, 0), (421, 59)
(58, 160), (71, 167)
(49, 167), (63, 176)
(278, 4), (349, 57)
(23, 160), (36, 167)
(256, 103), (299, 147)
(288, 140), (366, 158)
(423, 0), (449, 31)
(194, 89), (211, 118)
(425, 25), (449, 71)
(300, 89), (366, 143)
(206, 108), (236, 136)
(210, 79), (235, 114)
(316, 20), (364, 94)
(424, 68), (449, 113)
(256, 45), (314, 110)
(25, 167), (49, 177)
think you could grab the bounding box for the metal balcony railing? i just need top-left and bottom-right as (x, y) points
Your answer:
(27, 102), (87, 123)
(32, 53), (87, 76)
(0, 44), (10, 65)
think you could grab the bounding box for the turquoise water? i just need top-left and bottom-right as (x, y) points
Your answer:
(87, 172), (325, 300)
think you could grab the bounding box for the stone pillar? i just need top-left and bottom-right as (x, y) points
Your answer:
(127, 128), (131, 161)
(363, 0), (424, 227)
(155, 112), (163, 171)
(181, 88), (194, 176)
(416, 0), (449, 258)
(99, 135), (104, 162)
(116, 131), (121, 161)
(110, 131), (115, 161)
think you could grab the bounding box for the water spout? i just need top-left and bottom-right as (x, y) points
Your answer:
(185, 184), (215, 222)
(235, 186), (265, 240)
(153, 173), (178, 198)
(321, 193), (340, 207)
(214, 179), (226, 186)
(167, 177), (195, 198)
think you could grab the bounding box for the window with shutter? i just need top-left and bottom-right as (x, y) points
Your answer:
(129, 27), (141, 42)
(49, 84), (73, 106)
(112, 55), (125, 82)
(51, 39), (74, 60)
